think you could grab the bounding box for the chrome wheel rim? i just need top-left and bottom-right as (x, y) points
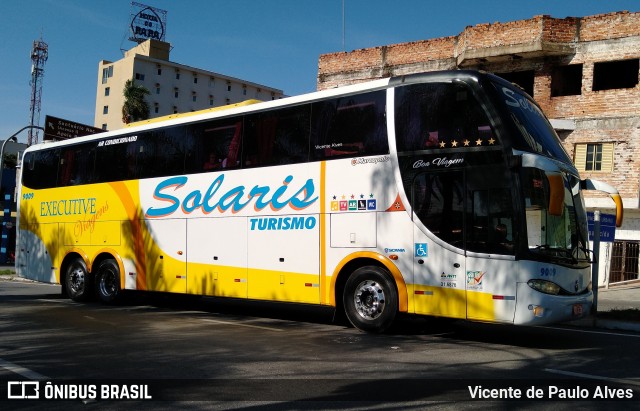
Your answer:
(353, 280), (385, 320)
(69, 267), (85, 294)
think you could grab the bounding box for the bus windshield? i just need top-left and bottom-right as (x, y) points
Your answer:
(521, 167), (590, 265)
(491, 79), (573, 164)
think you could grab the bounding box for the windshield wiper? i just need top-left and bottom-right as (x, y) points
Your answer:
(532, 244), (578, 263)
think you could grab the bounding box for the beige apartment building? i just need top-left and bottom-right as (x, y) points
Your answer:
(318, 11), (640, 286)
(95, 39), (284, 131)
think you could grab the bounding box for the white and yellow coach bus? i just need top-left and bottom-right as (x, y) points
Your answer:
(17, 70), (622, 332)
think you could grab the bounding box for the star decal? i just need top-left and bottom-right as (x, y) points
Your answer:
(476, 138), (483, 146)
(439, 141), (446, 148)
(488, 137), (496, 145)
(463, 139), (470, 146)
(451, 140), (458, 147)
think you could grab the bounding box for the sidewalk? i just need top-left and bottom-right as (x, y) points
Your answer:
(575, 283), (640, 332)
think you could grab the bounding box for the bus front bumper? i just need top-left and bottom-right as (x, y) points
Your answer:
(513, 282), (593, 326)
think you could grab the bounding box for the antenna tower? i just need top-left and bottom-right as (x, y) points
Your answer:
(28, 37), (48, 146)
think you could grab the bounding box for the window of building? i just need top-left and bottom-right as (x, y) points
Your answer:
(551, 64), (583, 97)
(174, 88), (179, 98)
(209, 96), (214, 106)
(104, 87), (110, 97)
(135, 73), (145, 81)
(157, 65), (162, 75)
(101, 124), (107, 130)
(242, 85), (247, 96)
(227, 82), (232, 92)
(192, 94), (197, 102)
(176, 70), (181, 80)
(101, 66), (113, 84)
(574, 142), (614, 172)
(154, 104), (159, 114)
(495, 70), (535, 96)
(209, 77), (215, 87)
(156, 86), (160, 95)
(103, 106), (109, 115)
(610, 240), (640, 283)
(173, 106), (178, 114)
(193, 75), (198, 84)
(593, 59), (640, 91)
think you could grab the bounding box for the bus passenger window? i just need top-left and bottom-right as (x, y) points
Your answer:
(185, 120), (242, 174)
(22, 150), (59, 190)
(311, 90), (388, 161)
(58, 146), (95, 186)
(243, 105), (310, 167)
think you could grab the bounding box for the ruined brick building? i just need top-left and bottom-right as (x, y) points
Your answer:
(317, 11), (640, 285)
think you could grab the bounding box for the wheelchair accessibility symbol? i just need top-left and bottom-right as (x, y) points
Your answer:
(415, 243), (428, 257)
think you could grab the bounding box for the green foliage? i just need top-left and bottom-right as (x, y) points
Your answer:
(122, 79), (150, 124)
(2, 154), (17, 169)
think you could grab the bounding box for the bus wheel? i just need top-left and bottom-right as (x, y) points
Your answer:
(65, 258), (92, 302)
(95, 259), (121, 303)
(343, 266), (398, 333)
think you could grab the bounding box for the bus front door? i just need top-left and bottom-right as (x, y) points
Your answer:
(411, 170), (467, 319)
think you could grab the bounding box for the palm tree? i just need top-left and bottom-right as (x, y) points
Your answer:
(122, 79), (150, 124)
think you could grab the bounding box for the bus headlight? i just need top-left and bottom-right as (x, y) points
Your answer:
(527, 279), (561, 295)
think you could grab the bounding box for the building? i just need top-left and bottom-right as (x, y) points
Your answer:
(95, 39), (284, 131)
(317, 11), (640, 286)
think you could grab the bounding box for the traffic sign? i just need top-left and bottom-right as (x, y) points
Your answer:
(587, 212), (616, 242)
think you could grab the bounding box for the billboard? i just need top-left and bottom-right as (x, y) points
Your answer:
(129, 2), (167, 43)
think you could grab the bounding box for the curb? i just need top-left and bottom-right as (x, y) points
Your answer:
(565, 317), (640, 333)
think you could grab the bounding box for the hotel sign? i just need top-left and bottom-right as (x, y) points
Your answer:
(129, 2), (167, 43)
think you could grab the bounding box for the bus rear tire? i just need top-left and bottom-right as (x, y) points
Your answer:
(95, 259), (121, 303)
(65, 258), (92, 302)
(343, 266), (398, 333)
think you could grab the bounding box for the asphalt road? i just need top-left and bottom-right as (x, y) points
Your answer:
(1, 279), (639, 410)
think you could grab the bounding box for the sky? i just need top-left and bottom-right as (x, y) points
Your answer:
(1, 0), (639, 144)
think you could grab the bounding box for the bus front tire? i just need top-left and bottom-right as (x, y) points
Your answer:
(343, 266), (398, 333)
(65, 258), (92, 302)
(95, 259), (121, 303)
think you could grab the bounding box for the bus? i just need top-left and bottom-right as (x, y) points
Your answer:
(16, 70), (623, 333)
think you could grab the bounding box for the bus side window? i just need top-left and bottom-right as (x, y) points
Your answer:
(95, 139), (129, 182)
(58, 145), (95, 186)
(22, 150), (59, 190)
(413, 170), (465, 247)
(468, 186), (514, 255)
(243, 105), (310, 168)
(185, 119), (242, 173)
(311, 90), (388, 161)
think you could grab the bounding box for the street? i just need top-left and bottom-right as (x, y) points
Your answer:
(1, 279), (639, 410)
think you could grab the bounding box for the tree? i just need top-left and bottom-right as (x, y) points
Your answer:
(122, 79), (150, 124)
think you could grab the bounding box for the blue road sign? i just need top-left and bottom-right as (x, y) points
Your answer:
(587, 212), (616, 242)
